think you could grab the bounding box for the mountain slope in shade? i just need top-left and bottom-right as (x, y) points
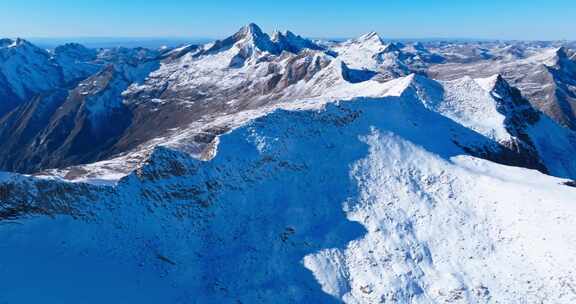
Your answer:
(0, 51), (160, 173)
(0, 38), (63, 115)
(54, 43), (100, 83)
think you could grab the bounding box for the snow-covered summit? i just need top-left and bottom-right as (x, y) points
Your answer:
(204, 23), (279, 55)
(355, 31), (384, 46)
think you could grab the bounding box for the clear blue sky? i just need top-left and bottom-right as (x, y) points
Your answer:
(2, 0), (575, 40)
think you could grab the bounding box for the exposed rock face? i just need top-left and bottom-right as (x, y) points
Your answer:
(0, 44), (160, 173)
(543, 47), (576, 128)
(0, 65), (145, 173)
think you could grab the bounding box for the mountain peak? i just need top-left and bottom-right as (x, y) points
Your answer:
(205, 23), (279, 55)
(237, 23), (266, 39)
(556, 46), (569, 56)
(475, 74), (509, 94)
(284, 30), (297, 38)
(55, 42), (90, 51)
(355, 32), (383, 46)
(473, 74), (531, 111)
(273, 30), (325, 53)
(357, 32), (382, 42)
(0, 38), (33, 49)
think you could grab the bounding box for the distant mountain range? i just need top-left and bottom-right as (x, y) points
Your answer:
(26, 37), (214, 49)
(21, 36), (576, 49)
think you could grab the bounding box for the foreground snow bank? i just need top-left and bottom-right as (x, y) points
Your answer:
(306, 130), (576, 303)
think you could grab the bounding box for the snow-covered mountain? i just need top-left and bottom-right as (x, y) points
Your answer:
(0, 38), (63, 115)
(430, 45), (576, 130)
(1, 24), (576, 303)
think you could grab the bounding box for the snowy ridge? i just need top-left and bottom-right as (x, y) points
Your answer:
(434, 75), (511, 142)
(40, 69), (576, 184)
(2, 91), (576, 303)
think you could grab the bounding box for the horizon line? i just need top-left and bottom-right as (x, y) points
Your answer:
(11, 35), (576, 43)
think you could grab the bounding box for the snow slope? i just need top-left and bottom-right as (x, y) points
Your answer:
(307, 133), (576, 303)
(1, 80), (576, 303)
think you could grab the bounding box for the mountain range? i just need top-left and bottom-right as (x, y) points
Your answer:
(1, 24), (576, 303)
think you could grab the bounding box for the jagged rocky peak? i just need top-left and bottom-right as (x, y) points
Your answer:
(476, 74), (532, 106)
(339, 60), (377, 83)
(54, 43), (101, 83)
(549, 46), (576, 74)
(205, 23), (325, 56)
(474, 74), (529, 110)
(273, 30), (325, 53)
(0, 37), (62, 107)
(356, 31), (384, 45)
(482, 75), (539, 121)
(206, 23), (279, 55)
(555, 46), (571, 59)
(539, 46), (573, 66)
(475, 74), (509, 94)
